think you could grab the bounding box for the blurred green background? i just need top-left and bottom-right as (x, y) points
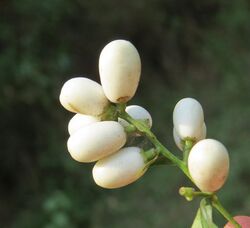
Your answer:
(1, 0), (250, 227)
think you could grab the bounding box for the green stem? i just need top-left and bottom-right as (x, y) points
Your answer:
(141, 148), (159, 163)
(124, 124), (137, 133)
(119, 108), (240, 227)
(179, 187), (213, 201)
(211, 195), (241, 228)
(183, 139), (193, 164)
(120, 111), (192, 180)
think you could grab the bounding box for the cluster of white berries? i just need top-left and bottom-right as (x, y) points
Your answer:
(60, 39), (230, 194)
(60, 40), (152, 189)
(173, 97), (230, 192)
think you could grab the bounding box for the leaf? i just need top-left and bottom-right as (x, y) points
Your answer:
(200, 199), (217, 228)
(191, 198), (218, 228)
(191, 208), (203, 228)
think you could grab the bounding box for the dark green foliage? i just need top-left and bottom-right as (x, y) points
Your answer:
(0, 0), (250, 227)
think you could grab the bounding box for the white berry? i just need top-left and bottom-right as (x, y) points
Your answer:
(68, 114), (100, 135)
(92, 147), (146, 189)
(173, 123), (207, 151)
(67, 121), (126, 162)
(59, 77), (109, 116)
(173, 97), (204, 140)
(188, 139), (229, 192)
(119, 105), (152, 128)
(99, 40), (141, 103)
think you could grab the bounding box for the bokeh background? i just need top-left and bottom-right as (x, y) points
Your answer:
(1, 1), (250, 227)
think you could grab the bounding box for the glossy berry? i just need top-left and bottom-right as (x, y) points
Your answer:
(92, 147), (146, 189)
(173, 97), (204, 140)
(60, 77), (109, 116)
(119, 105), (152, 129)
(173, 123), (206, 151)
(67, 121), (126, 162)
(188, 139), (229, 192)
(99, 40), (141, 103)
(68, 113), (100, 135)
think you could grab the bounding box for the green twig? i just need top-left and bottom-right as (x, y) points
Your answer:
(211, 195), (241, 228)
(179, 187), (213, 201)
(118, 107), (241, 227)
(120, 111), (192, 180)
(183, 139), (193, 164)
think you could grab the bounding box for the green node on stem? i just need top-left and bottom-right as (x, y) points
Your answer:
(99, 103), (119, 121)
(124, 124), (137, 133)
(179, 187), (195, 201)
(179, 187), (213, 202)
(140, 148), (159, 163)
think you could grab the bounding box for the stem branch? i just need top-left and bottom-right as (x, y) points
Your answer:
(119, 108), (241, 227)
(211, 195), (241, 228)
(183, 139), (193, 164)
(120, 111), (192, 180)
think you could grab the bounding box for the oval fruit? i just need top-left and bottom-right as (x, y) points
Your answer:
(99, 40), (141, 103)
(173, 97), (204, 140)
(59, 77), (109, 116)
(188, 139), (229, 192)
(119, 105), (152, 128)
(173, 123), (207, 151)
(67, 121), (126, 162)
(68, 114), (100, 135)
(92, 147), (146, 189)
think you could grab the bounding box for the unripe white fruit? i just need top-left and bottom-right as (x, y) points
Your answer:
(92, 147), (146, 189)
(173, 127), (183, 151)
(68, 114), (100, 135)
(99, 40), (141, 103)
(173, 123), (207, 151)
(59, 77), (109, 116)
(173, 97), (204, 139)
(119, 105), (152, 128)
(67, 121), (126, 162)
(188, 139), (229, 192)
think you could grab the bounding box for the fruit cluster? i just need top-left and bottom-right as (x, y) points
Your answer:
(59, 39), (244, 227)
(60, 40), (153, 189)
(60, 39), (230, 194)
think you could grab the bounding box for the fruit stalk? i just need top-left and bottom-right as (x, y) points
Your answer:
(211, 195), (241, 228)
(183, 139), (193, 164)
(119, 111), (192, 180)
